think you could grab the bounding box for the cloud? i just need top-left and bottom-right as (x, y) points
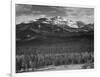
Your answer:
(16, 14), (47, 24)
(65, 7), (94, 17)
(32, 11), (42, 14)
(48, 11), (57, 13)
(16, 4), (32, 16)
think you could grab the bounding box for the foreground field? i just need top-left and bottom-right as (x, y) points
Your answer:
(17, 64), (94, 73)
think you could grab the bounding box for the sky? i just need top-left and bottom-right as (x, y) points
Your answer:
(16, 4), (94, 24)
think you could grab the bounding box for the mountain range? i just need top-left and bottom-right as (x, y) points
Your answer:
(16, 16), (94, 41)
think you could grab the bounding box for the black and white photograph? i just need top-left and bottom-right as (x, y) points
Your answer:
(16, 4), (94, 73)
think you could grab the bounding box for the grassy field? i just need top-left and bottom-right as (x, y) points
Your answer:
(16, 36), (94, 73)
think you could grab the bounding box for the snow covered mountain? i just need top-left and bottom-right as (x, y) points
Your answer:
(16, 16), (94, 41)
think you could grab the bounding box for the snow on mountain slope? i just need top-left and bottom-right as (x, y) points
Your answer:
(49, 16), (79, 28)
(67, 20), (78, 28)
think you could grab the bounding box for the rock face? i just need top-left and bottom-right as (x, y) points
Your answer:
(16, 16), (94, 41)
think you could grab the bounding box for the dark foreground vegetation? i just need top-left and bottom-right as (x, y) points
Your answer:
(16, 35), (94, 73)
(16, 51), (94, 73)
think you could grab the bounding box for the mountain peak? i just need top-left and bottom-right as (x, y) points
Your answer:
(49, 16), (79, 28)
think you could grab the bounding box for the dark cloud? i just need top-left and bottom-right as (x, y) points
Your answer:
(16, 4), (67, 16)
